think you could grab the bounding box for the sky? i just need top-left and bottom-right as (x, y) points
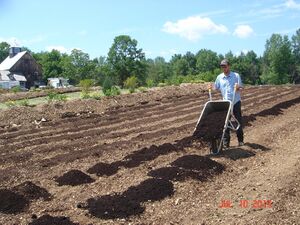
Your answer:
(1, 0), (300, 61)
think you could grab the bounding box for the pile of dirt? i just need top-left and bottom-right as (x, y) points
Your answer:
(84, 178), (174, 219)
(28, 214), (80, 225)
(12, 181), (51, 200)
(55, 170), (95, 186)
(0, 181), (51, 214)
(0, 189), (29, 214)
(193, 110), (228, 141)
(123, 178), (174, 202)
(86, 162), (119, 176)
(85, 194), (144, 219)
(148, 155), (225, 182)
(120, 143), (177, 168)
(171, 155), (225, 173)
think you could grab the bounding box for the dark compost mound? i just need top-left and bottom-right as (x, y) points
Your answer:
(123, 178), (174, 202)
(85, 194), (144, 219)
(147, 166), (200, 181)
(0, 189), (29, 214)
(84, 178), (174, 219)
(12, 181), (51, 200)
(87, 162), (119, 176)
(55, 170), (95, 186)
(171, 155), (225, 174)
(28, 214), (79, 225)
(193, 110), (228, 141)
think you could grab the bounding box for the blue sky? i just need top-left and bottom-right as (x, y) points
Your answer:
(1, 0), (300, 61)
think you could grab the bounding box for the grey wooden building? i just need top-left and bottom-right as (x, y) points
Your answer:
(0, 47), (42, 89)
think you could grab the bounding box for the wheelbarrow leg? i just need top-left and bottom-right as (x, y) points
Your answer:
(210, 138), (223, 155)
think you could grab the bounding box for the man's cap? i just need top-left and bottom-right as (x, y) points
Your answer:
(220, 59), (230, 66)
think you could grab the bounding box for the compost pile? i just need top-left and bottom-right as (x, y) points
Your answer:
(193, 110), (228, 141)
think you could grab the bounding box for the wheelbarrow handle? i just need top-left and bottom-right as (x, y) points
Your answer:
(231, 83), (238, 114)
(208, 88), (212, 101)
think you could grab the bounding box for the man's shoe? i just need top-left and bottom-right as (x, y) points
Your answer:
(238, 142), (244, 146)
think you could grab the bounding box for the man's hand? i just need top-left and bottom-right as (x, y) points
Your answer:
(235, 83), (243, 91)
(208, 83), (213, 90)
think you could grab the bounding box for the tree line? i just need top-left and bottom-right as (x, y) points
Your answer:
(0, 28), (299, 88)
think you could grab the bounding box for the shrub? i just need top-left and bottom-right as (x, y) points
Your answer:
(47, 91), (67, 102)
(138, 87), (147, 93)
(102, 76), (114, 95)
(80, 93), (91, 99)
(90, 92), (102, 100)
(79, 79), (94, 95)
(146, 78), (155, 88)
(158, 82), (167, 87)
(5, 100), (17, 107)
(18, 99), (30, 107)
(124, 76), (138, 93)
(11, 86), (21, 93)
(104, 86), (121, 96)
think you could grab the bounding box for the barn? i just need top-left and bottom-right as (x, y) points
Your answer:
(0, 47), (42, 89)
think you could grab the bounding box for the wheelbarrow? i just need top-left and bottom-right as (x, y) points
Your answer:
(193, 85), (240, 154)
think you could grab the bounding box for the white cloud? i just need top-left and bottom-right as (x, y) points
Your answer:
(233, 25), (254, 38)
(285, 0), (300, 10)
(162, 15), (228, 41)
(0, 37), (22, 46)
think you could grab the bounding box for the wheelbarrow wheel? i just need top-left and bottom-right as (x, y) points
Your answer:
(210, 138), (222, 155)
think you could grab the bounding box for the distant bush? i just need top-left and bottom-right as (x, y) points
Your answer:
(158, 82), (167, 87)
(5, 100), (17, 107)
(104, 86), (121, 96)
(11, 86), (21, 93)
(79, 79), (93, 95)
(80, 92), (91, 99)
(102, 76), (114, 95)
(124, 76), (138, 93)
(90, 92), (102, 100)
(47, 91), (67, 102)
(138, 87), (148, 93)
(18, 98), (30, 107)
(146, 78), (155, 88)
(29, 87), (42, 92)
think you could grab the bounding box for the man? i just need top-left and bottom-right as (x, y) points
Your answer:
(209, 59), (244, 148)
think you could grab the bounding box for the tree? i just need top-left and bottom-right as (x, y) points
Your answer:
(261, 34), (293, 84)
(37, 50), (64, 81)
(0, 42), (10, 62)
(195, 49), (219, 73)
(233, 51), (261, 85)
(146, 57), (172, 85)
(107, 35), (146, 86)
(170, 55), (189, 76)
(183, 51), (197, 75)
(291, 28), (300, 83)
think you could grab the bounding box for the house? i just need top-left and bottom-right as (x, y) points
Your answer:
(0, 47), (42, 89)
(47, 77), (70, 88)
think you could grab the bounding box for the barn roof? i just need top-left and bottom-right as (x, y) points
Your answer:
(0, 51), (27, 70)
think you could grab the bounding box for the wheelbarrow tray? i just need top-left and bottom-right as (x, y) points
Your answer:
(193, 100), (233, 154)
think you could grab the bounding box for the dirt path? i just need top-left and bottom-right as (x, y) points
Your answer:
(0, 84), (299, 225)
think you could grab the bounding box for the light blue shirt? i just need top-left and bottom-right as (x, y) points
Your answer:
(214, 71), (243, 104)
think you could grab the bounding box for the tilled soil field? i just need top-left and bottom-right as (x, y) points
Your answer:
(0, 84), (300, 225)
